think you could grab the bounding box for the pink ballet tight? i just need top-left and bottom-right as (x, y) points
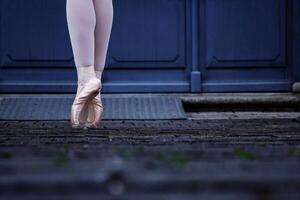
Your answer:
(66, 0), (113, 71)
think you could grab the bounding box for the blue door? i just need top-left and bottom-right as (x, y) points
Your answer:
(197, 0), (295, 92)
(0, 0), (298, 93)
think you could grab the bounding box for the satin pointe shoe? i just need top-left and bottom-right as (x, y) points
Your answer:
(72, 82), (89, 124)
(85, 85), (104, 128)
(70, 77), (101, 128)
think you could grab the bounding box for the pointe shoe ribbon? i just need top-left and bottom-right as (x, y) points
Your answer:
(70, 77), (101, 128)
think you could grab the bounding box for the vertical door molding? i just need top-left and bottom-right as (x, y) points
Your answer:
(190, 0), (202, 92)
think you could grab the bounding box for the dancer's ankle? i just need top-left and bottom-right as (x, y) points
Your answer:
(76, 65), (97, 85)
(95, 69), (103, 82)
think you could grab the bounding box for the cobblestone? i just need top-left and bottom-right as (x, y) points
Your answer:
(0, 113), (300, 199)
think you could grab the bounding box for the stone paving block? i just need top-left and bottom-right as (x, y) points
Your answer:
(0, 115), (300, 199)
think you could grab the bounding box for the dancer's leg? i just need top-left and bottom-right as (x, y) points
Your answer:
(66, 0), (100, 128)
(93, 0), (114, 81)
(66, 0), (96, 69)
(84, 0), (113, 128)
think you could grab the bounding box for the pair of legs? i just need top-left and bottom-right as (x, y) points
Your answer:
(66, 0), (113, 128)
(66, 0), (114, 81)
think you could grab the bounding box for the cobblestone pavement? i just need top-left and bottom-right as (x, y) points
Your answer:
(0, 112), (300, 200)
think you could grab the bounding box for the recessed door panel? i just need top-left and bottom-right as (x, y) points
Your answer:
(108, 0), (186, 68)
(1, 0), (73, 67)
(200, 0), (292, 92)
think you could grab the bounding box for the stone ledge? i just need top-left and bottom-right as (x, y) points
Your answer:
(180, 93), (300, 105)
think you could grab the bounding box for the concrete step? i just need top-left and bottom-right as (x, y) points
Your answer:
(181, 93), (300, 112)
(181, 92), (300, 105)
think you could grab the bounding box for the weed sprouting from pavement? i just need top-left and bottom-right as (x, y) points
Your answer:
(152, 151), (188, 168)
(234, 148), (257, 161)
(288, 148), (300, 157)
(170, 152), (188, 167)
(53, 153), (69, 166)
(0, 152), (13, 159)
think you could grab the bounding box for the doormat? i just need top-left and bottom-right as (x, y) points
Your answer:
(0, 96), (187, 120)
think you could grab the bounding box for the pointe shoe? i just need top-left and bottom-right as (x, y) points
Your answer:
(85, 84), (104, 128)
(70, 77), (101, 128)
(73, 82), (89, 124)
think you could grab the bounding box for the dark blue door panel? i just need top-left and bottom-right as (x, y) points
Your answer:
(108, 0), (186, 68)
(199, 0), (293, 92)
(105, 0), (190, 92)
(1, 0), (73, 67)
(0, 0), (76, 93)
(206, 0), (286, 67)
